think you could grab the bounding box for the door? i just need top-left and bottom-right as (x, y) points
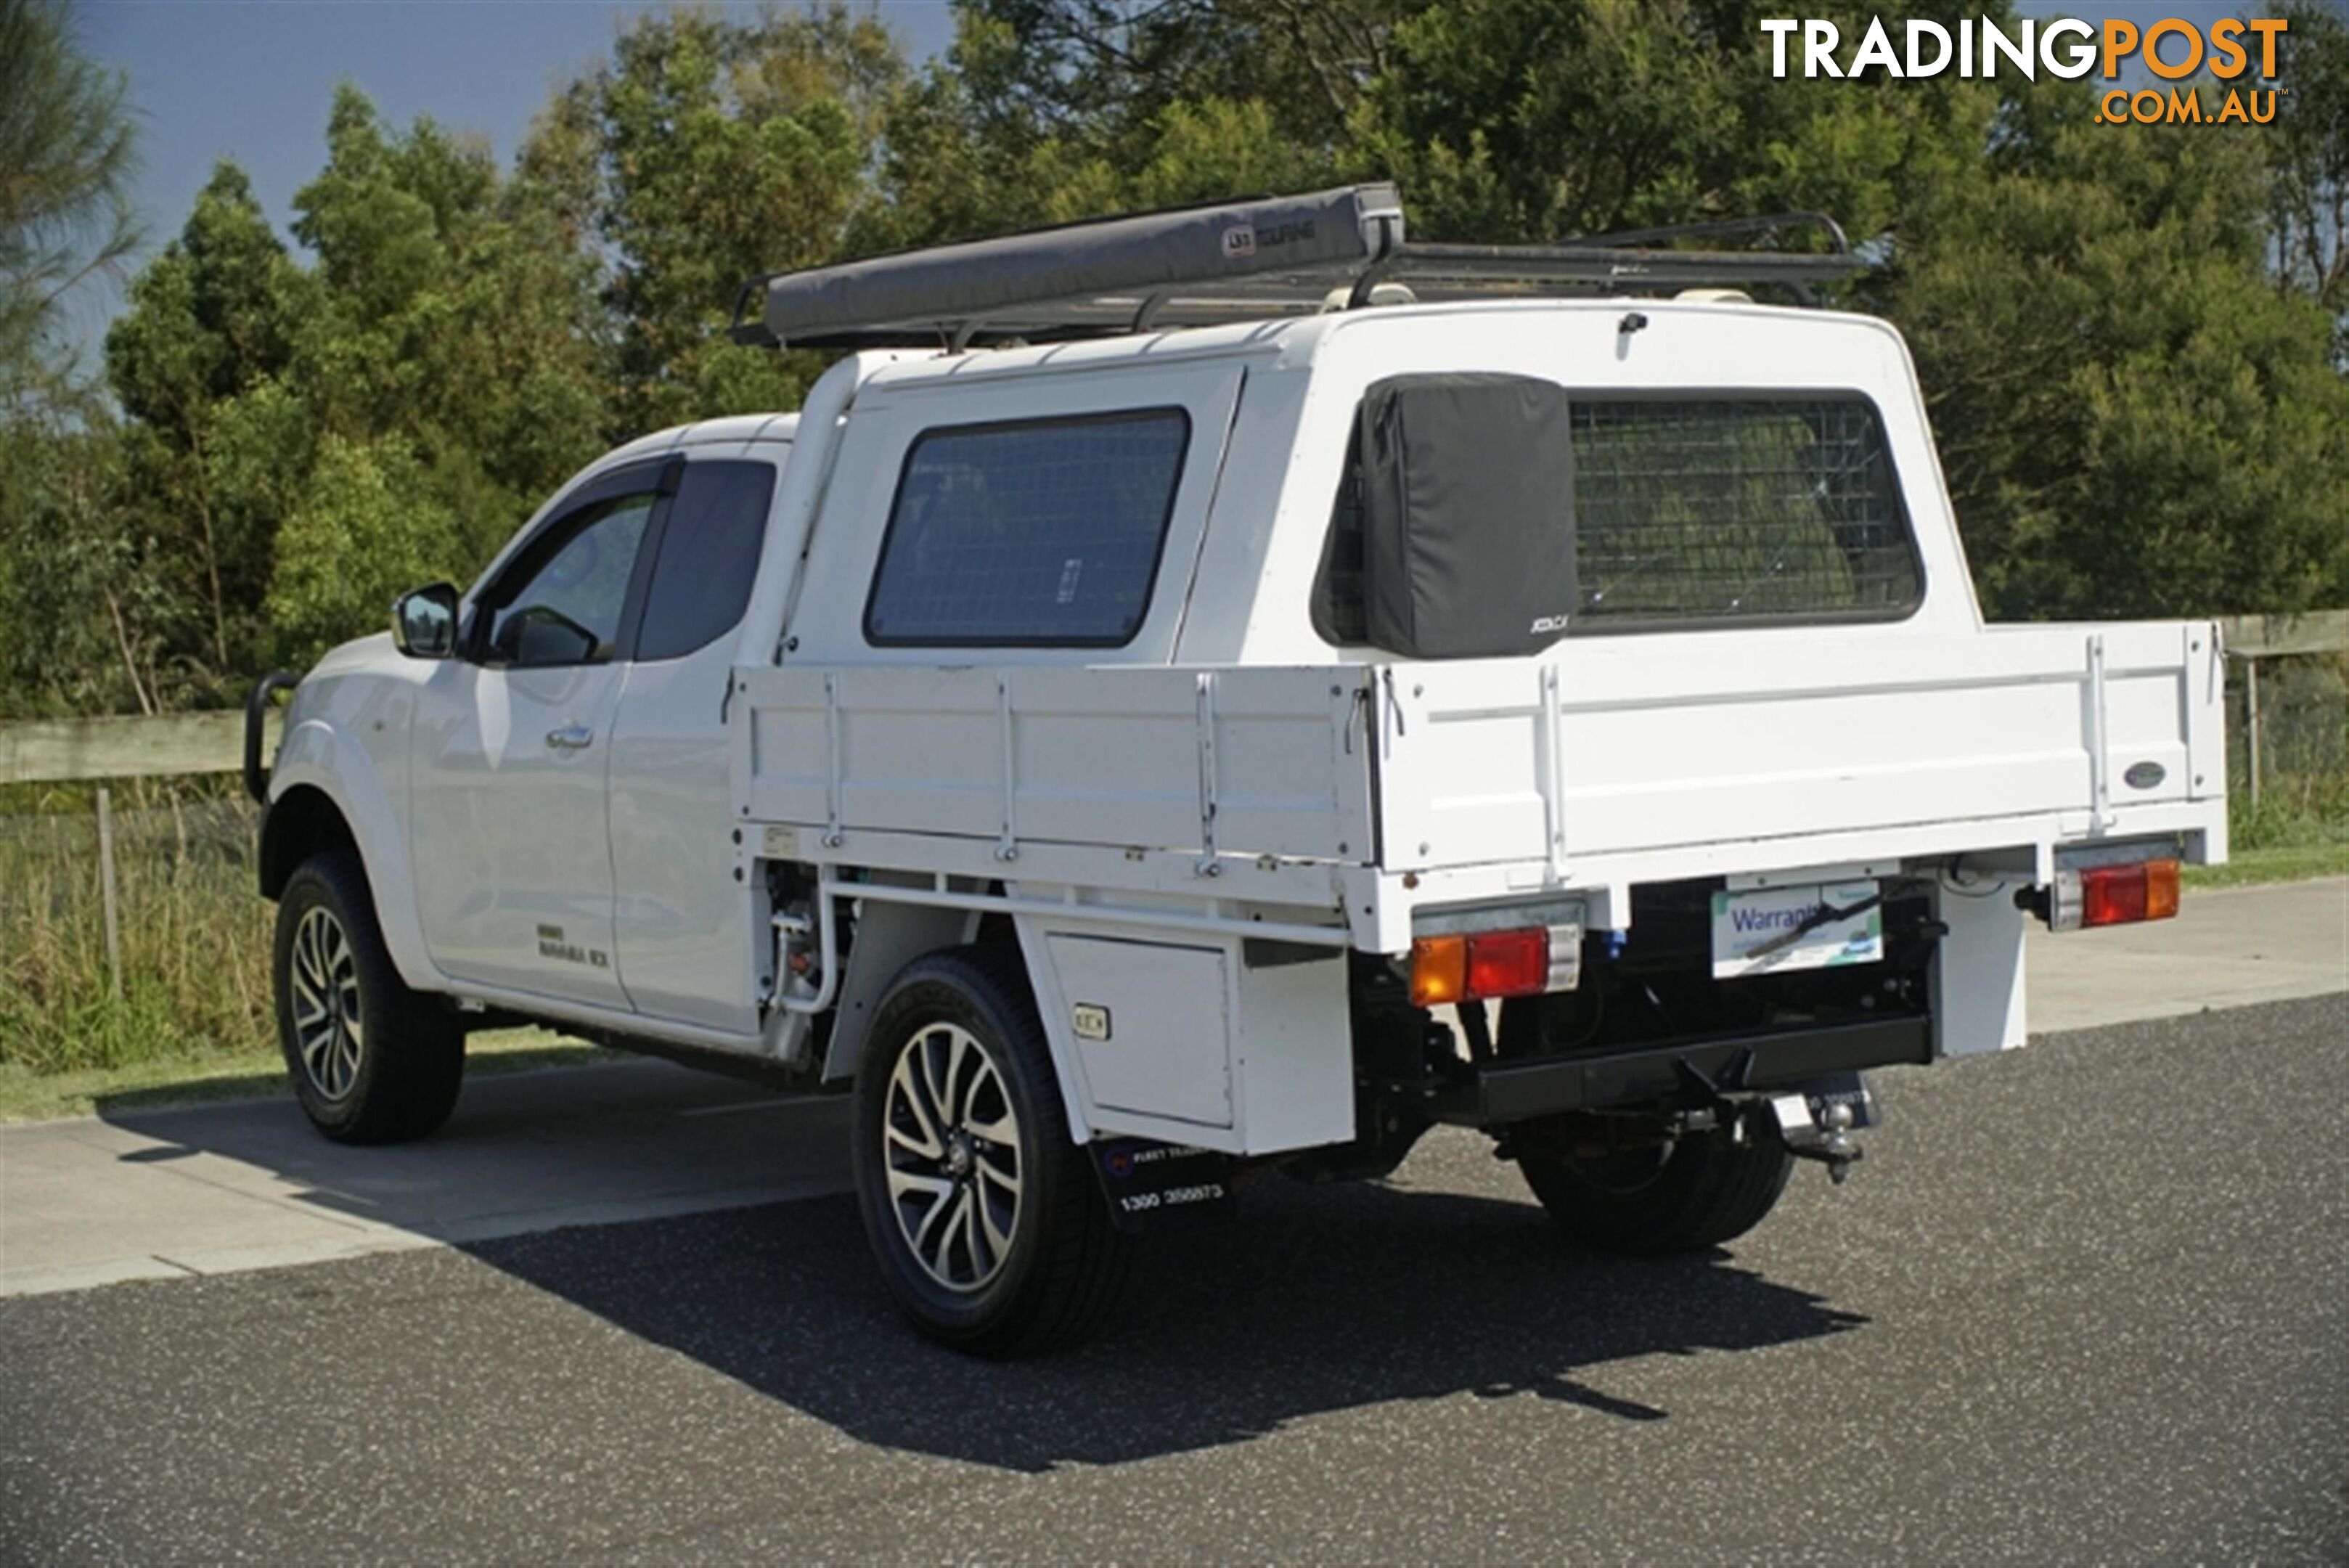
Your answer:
(608, 455), (783, 1032)
(411, 465), (670, 1005)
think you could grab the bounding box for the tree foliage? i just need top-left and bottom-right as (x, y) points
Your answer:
(1359, 0), (1995, 244)
(267, 435), (465, 660)
(0, 0), (2343, 719)
(43, 87), (620, 699)
(2266, 1), (2348, 348)
(1884, 80), (2349, 618)
(523, 4), (903, 430)
(0, 0), (139, 404)
(101, 163), (311, 695)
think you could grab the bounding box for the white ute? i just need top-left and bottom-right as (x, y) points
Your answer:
(250, 187), (2227, 1352)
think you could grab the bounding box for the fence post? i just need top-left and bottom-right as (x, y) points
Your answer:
(2244, 657), (2263, 812)
(96, 785), (123, 1000)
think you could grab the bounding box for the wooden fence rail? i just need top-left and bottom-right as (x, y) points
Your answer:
(2219, 610), (2348, 810)
(2222, 608), (2349, 659)
(0, 709), (277, 787)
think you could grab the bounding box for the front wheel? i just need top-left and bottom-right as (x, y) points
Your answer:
(1517, 1128), (1793, 1254)
(273, 850), (464, 1144)
(851, 947), (1130, 1355)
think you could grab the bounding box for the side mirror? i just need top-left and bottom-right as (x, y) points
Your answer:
(391, 582), (460, 659)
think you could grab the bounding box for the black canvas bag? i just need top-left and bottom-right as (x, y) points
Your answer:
(1357, 372), (1577, 659)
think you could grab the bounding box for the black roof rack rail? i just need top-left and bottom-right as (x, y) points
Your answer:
(728, 184), (1863, 352)
(1559, 211), (1852, 254)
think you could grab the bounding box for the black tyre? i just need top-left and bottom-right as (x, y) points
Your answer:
(851, 946), (1131, 1355)
(273, 850), (464, 1144)
(1518, 1129), (1792, 1254)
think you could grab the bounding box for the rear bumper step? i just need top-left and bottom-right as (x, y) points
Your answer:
(1433, 1016), (1932, 1125)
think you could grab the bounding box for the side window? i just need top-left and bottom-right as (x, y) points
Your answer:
(485, 494), (657, 667)
(864, 408), (1190, 647)
(634, 460), (779, 662)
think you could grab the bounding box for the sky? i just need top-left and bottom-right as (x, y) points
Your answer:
(56, 0), (2298, 366)
(56, 0), (959, 362)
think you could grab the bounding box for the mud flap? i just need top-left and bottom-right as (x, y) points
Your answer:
(1090, 1138), (1238, 1233)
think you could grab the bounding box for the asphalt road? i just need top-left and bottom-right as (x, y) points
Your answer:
(4, 992), (2344, 1564)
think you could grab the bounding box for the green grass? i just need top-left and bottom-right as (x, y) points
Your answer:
(2, 784), (276, 1074)
(0, 1029), (619, 1124)
(0, 785), (627, 1122)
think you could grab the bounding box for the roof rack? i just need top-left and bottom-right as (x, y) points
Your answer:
(728, 185), (1863, 352)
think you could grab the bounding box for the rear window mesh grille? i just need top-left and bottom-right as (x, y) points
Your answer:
(1571, 399), (1919, 623)
(1312, 394), (1921, 642)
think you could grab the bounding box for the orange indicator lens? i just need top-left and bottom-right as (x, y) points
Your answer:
(1410, 935), (1467, 1007)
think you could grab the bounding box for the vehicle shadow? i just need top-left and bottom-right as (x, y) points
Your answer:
(458, 1173), (1866, 1473)
(86, 1066), (1865, 1474)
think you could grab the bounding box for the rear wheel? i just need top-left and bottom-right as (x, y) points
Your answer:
(273, 851), (464, 1144)
(1517, 1128), (1792, 1254)
(851, 947), (1130, 1355)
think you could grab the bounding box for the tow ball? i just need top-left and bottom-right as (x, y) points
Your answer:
(1762, 1095), (1864, 1185)
(1677, 1057), (1875, 1186)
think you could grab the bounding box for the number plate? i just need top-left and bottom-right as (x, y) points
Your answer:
(1710, 880), (1884, 979)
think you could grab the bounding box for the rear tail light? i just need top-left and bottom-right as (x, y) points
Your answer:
(1410, 924), (1582, 1007)
(1466, 927), (1549, 998)
(2048, 858), (2181, 931)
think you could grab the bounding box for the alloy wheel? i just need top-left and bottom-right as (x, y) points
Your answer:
(289, 905), (364, 1101)
(881, 1023), (1024, 1292)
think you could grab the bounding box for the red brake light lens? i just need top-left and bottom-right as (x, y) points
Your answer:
(1465, 927), (1551, 999)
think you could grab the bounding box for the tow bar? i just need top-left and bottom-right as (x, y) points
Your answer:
(1765, 1090), (1866, 1185)
(1675, 1054), (1876, 1185)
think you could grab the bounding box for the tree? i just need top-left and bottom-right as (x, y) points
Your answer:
(0, 0), (139, 405)
(1884, 79), (2349, 618)
(887, 0), (1998, 253)
(0, 414), (156, 717)
(1352, 0), (2002, 245)
(2266, 0), (2348, 353)
(523, 5), (903, 432)
(100, 163), (311, 701)
(87, 84), (619, 701)
(287, 86), (609, 567)
(939, 0), (1408, 158)
(267, 435), (465, 666)
(862, 0), (1409, 251)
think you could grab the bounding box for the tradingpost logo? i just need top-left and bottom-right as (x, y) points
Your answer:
(1762, 15), (2291, 125)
